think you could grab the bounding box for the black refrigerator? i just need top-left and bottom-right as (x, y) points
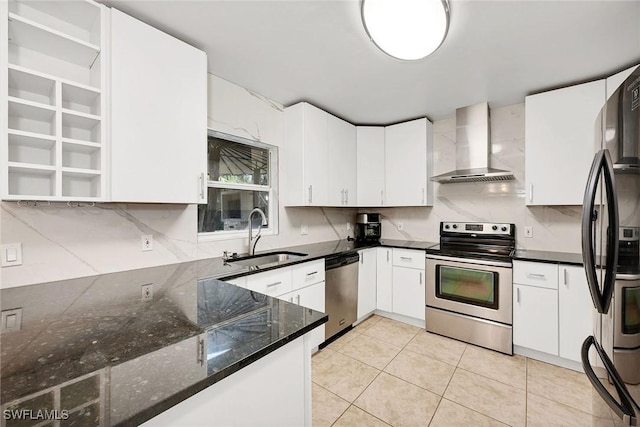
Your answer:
(582, 65), (640, 426)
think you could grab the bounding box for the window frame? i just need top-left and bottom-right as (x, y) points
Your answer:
(197, 130), (279, 242)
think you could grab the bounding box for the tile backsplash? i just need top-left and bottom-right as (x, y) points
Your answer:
(1, 77), (583, 289)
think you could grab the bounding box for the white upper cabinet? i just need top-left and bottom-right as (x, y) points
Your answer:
(283, 102), (329, 206)
(525, 79), (605, 205)
(327, 113), (356, 206)
(356, 126), (385, 206)
(384, 118), (433, 206)
(1, 0), (107, 201)
(109, 8), (207, 203)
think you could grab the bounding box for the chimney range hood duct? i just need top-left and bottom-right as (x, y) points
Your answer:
(430, 102), (514, 183)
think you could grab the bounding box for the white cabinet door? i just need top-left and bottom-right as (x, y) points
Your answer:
(110, 9), (207, 203)
(392, 266), (425, 320)
(328, 114), (356, 206)
(525, 80), (605, 205)
(384, 118), (432, 206)
(513, 284), (558, 355)
(558, 265), (593, 362)
(358, 248), (377, 319)
(283, 102), (329, 206)
(356, 126), (385, 206)
(294, 281), (325, 349)
(376, 247), (393, 312)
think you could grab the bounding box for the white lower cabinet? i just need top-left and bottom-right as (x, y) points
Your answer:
(283, 280), (325, 350)
(513, 284), (559, 354)
(357, 248), (377, 319)
(392, 266), (425, 320)
(513, 260), (591, 364)
(245, 267), (293, 298)
(376, 247), (393, 312)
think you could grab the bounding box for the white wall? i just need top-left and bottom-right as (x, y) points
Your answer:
(377, 103), (583, 253)
(0, 75), (356, 289)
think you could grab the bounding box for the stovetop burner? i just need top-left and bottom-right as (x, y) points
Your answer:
(426, 222), (516, 262)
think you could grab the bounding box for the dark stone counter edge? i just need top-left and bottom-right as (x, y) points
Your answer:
(512, 253), (584, 266)
(115, 314), (328, 427)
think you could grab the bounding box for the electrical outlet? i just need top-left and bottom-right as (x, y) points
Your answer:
(397, 223), (404, 231)
(1, 308), (22, 333)
(141, 284), (153, 302)
(141, 234), (153, 251)
(524, 226), (533, 238)
(346, 222), (352, 231)
(1, 243), (22, 267)
(300, 225), (308, 235)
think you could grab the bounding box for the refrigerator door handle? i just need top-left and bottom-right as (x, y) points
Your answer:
(582, 336), (638, 425)
(581, 149), (619, 314)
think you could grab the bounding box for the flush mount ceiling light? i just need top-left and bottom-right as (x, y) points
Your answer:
(361, 0), (450, 61)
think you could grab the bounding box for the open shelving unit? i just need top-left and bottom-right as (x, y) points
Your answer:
(1, 0), (106, 201)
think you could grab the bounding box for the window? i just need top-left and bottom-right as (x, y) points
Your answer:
(198, 131), (278, 239)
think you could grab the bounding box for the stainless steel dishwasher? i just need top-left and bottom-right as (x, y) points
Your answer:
(324, 251), (360, 341)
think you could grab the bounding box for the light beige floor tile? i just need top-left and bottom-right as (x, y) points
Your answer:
(354, 314), (383, 332)
(429, 398), (508, 427)
(444, 368), (526, 427)
(338, 333), (402, 370)
(325, 329), (362, 351)
(311, 347), (336, 368)
(333, 405), (390, 427)
(312, 383), (350, 427)
(384, 348), (455, 395)
(313, 352), (380, 402)
(457, 345), (527, 389)
(354, 372), (440, 426)
(527, 358), (612, 418)
(527, 392), (615, 427)
(404, 331), (466, 366)
(363, 317), (421, 348)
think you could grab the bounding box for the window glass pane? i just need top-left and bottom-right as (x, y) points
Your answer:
(198, 187), (269, 233)
(207, 136), (269, 185)
(436, 266), (498, 309)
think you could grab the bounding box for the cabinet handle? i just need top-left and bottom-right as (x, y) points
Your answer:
(381, 190), (384, 205)
(267, 281), (282, 288)
(564, 269), (568, 285)
(199, 172), (206, 200)
(387, 250), (390, 262)
(308, 185), (313, 204)
(422, 187), (425, 204)
(527, 273), (546, 280)
(341, 189), (345, 205)
(361, 255), (364, 264)
(419, 272), (423, 284)
(345, 189), (348, 204)
(517, 288), (520, 303)
(400, 256), (412, 261)
(296, 295), (301, 305)
(529, 184), (533, 203)
(306, 271), (318, 276)
(290, 296), (294, 303)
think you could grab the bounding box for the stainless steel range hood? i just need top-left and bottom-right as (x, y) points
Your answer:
(430, 102), (514, 183)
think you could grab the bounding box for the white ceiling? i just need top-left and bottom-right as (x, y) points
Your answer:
(101, 0), (640, 125)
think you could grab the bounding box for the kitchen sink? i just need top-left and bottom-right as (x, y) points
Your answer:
(227, 251), (308, 267)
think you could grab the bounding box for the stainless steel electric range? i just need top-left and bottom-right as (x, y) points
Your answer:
(425, 222), (516, 354)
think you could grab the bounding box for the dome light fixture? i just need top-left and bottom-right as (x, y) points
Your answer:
(361, 0), (450, 61)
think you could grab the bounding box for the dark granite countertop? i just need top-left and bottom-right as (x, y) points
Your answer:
(513, 249), (584, 266)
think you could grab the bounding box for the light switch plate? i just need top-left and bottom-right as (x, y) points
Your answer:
(300, 225), (308, 235)
(1, 243), (22, 267)
(141, 234), (153, 251)
(1, 308), (23, 333)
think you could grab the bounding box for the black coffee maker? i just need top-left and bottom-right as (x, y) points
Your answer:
(355, 213), (381, 242)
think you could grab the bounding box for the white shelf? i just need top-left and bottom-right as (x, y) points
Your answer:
(8, 163), (56, 197)
(62, 110), (100, 143)
(62, 82), (100, 115)
(8, 63), (100, 93)
(62, 143), (101, 171)
(61, 138), (100, 149)
(9, 132), (56, 166)
(8, 98), (56, 136)
(8, 13), (100, 68)
(8, 66), (55, 105)
(61, 169), (101, 198)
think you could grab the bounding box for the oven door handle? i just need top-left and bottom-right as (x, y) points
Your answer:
(581, 336), (638, 425)
(581, 149), (619, 314)
(425, 253), (512, 268)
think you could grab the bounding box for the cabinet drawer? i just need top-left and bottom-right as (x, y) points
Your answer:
(246, 267), (292, 297)
(291, 259), (325, 291)
(513, 261), (558, 289)
(392, 249), (425, 270)
(224, 276), (247, 288)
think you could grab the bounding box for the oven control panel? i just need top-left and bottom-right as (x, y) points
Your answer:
(441, 222), (514, 236)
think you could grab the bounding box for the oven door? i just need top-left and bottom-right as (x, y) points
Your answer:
(426, 254), (512, 325)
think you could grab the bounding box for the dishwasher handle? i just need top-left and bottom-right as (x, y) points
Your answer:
(325, 252), (360, 270)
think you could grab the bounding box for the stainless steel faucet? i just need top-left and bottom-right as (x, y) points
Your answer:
(248, 208), (268, 256)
